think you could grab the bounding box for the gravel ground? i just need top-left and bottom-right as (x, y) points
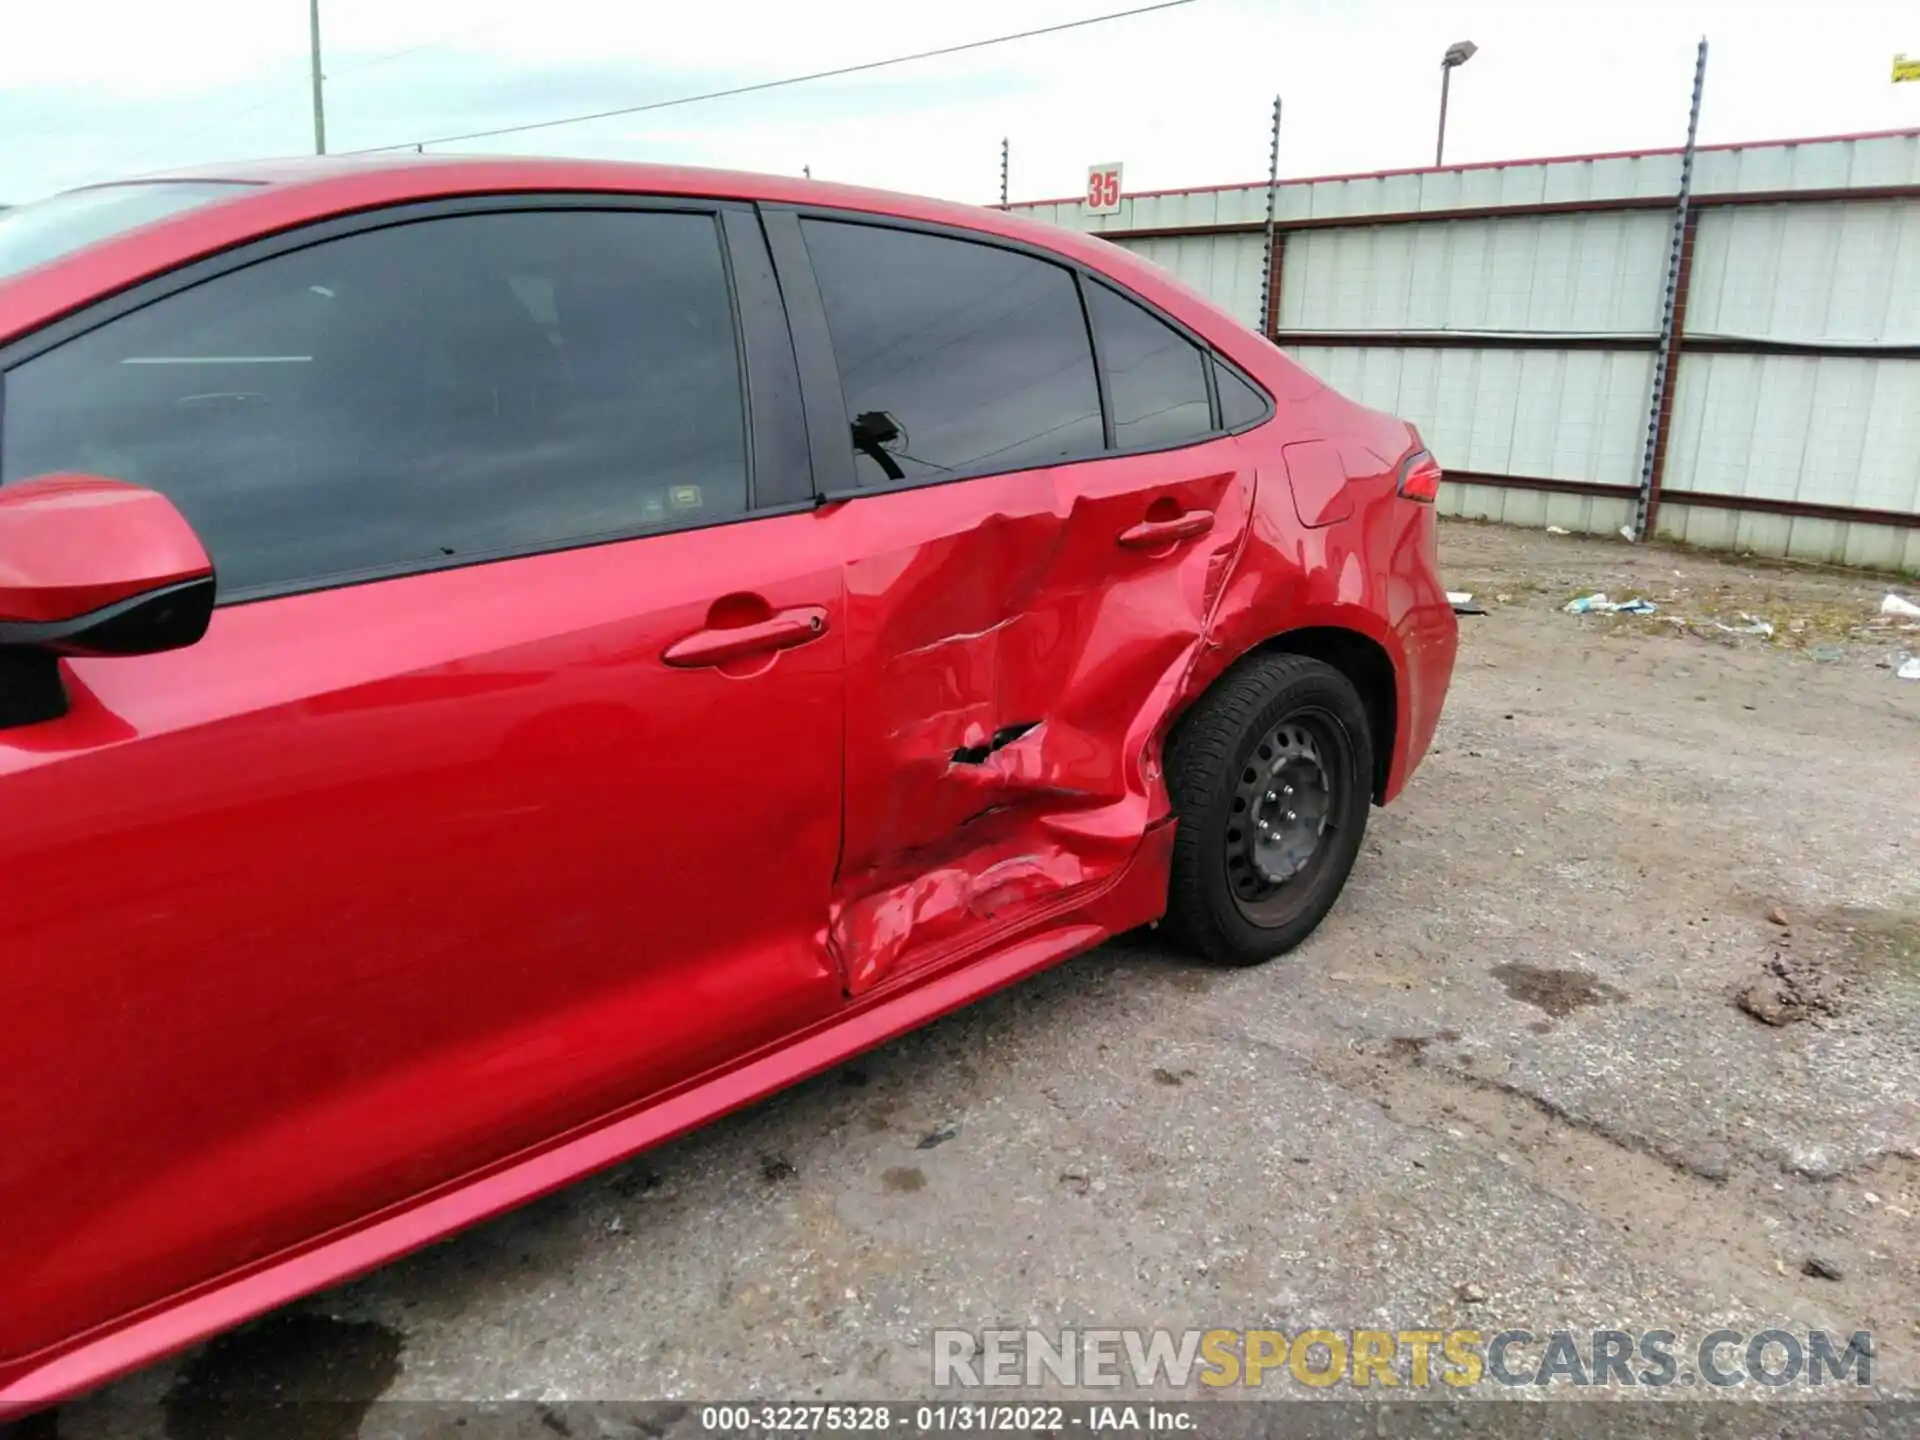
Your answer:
(37, 520), (1920, 1439)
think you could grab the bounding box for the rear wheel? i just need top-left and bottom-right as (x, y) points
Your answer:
(1163, 654), (1373, 965)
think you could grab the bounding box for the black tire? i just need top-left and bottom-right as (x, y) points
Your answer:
(1163, 653), (1373, 965)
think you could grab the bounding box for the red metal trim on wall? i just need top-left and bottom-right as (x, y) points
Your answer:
(1009, 126), (1920, 209)
(1278, 331), (1655, 352)
(1446, 471), (1633, 500)
(1273, 330), (1920, 360)
(1440, 470), (1920, 531)
(1656, 490), (1920, 531)
(1074, 182), (1920, 243)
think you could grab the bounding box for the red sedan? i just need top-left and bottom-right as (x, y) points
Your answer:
(0, 156), (1456, 1410)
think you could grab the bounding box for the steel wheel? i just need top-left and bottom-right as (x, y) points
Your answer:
(1222, 707), (1346, 925)
(1163, 652), (1374, 965)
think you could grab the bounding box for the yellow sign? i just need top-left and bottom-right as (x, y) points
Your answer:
(1895, 53), (1920, 82)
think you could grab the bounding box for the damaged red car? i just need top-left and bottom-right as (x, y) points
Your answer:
(0, 157), (1456, 1409)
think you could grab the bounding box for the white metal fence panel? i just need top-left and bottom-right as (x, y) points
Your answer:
(1277, 212), (1670, 335)
(1283, 345), (1652, 489)
(1667, 354), (1920, 508)
(1121, 233), (1268, 329)
(1688, 201), (1920, 343)
(1010, 130), (1920, 567)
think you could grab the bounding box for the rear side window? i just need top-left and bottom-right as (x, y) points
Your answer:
(800, 219), (1103, 485)
(2, 209), (747, 597)
(1214, 357), (1270, 430)
(1084, 282), (1213, 450)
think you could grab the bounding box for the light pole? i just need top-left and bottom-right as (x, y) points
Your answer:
(1435, 39), (1476, 167)
(309, 0), (327, 155)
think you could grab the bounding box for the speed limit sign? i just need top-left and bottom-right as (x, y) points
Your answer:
(1084, 163), (1124, 215)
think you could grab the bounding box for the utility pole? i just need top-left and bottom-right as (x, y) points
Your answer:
(999, 138), (1009, 207)
(309, 0), (328, 155)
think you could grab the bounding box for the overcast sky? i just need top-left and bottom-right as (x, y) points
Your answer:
(4, 0), (1916, 206)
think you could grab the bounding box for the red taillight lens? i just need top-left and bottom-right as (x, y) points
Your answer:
(1397, 450), (1443, 503)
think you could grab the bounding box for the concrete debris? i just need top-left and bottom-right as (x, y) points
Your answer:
(1802, 1256), (1844, 1282)
(916, 1122), (960, 1150)
(1735, 951), (1841, 1027)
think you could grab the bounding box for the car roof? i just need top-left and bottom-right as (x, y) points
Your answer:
(118, 152), (962, 210)
(0, 154), (1277, 378)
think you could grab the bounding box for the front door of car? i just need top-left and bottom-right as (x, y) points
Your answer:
(771, 215), (1254, 996)
(0, 203), (846, 1365)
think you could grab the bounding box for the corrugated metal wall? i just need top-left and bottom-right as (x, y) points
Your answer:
(1010, 131), (1920, 570)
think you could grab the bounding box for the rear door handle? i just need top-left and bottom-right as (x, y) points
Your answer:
(663, 606), (829, 668)
(1117, 509), (1215, 549)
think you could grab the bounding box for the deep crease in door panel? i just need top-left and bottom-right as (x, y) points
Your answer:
(830, 452), (1257, 994)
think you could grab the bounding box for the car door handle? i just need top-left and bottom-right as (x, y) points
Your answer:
(662, 606), (829, 668)
(1117, 510), (1215, 548)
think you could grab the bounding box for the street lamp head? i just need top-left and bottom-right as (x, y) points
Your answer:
(1442, 40), (1478, 68)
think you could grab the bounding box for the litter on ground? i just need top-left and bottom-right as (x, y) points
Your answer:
(1882, 593), (1920, 620)
(1563, 593), (1657, 616)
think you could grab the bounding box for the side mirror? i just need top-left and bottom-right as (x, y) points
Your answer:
(0, 474), (215, 728)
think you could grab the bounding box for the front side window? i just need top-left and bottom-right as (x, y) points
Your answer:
(2, 208), (748, 596)
(800, 219), (1103, 486)
(1084, 282), (1214, 450)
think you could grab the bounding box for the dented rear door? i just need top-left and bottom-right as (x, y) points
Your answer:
(770, 209), (1252, 995)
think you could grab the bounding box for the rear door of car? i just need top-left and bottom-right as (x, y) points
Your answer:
(0, 199), (847, 1363)
(762, 210), (1260, 995)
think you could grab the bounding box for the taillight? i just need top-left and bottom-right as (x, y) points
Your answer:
(1397, 449), (1443, 503)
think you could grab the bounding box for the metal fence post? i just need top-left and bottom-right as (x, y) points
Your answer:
(1257, 95), (1283, 335)
(1633, 37), (1709, 542)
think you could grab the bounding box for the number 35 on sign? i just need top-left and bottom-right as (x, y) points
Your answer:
(1085, 163), (1124, 214)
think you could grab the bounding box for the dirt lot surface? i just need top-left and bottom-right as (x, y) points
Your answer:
(40, 521), (1920, 1438)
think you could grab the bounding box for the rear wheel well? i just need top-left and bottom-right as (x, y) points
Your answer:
(1177, 629), (1397, 804)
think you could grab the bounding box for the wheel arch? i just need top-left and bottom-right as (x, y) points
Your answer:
(1171, 625), (1398, 805)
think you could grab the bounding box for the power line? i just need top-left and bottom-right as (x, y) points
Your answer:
(81, 8), (522, 184)
(323, 11), (521, 86)
(348, 0), (1198, 154)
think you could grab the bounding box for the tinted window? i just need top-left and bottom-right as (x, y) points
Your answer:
(2, 209), (747, 596)
(801, 220), (1102, 485)
(1085, 283), (1213, 449)
(1215, 358), (1270, 429)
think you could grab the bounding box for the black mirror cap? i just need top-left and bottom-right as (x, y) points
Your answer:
(0, 574), (215, 657)
(0, 574), (215, 729)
